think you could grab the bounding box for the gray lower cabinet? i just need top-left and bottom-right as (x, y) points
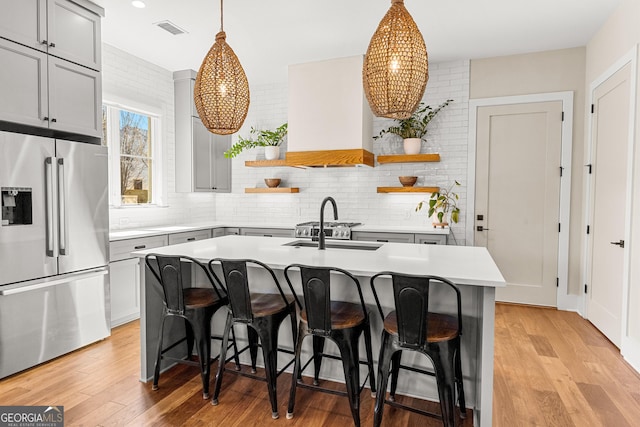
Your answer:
(109, 235), (168, 328)
(351, 231), (415, 244)
(168, 229), (211, 245)
(352, 231), (447, 245)
(212, 227), (240, 237)
(415, 233), (447, 245)
(240, 227), (294, 238)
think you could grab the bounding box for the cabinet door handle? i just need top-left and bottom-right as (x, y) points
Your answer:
(43, 116), (49, 121)
(49, 42), (56, 47)
(41, 39), (48, 45)
(376, 239), (389, 242)
(134, 245), (146, 249)
(422, 241), (437, 245)
(187, 237), (196, 241)
(50, 118), (57, 123)
(211, 187), (217, 190)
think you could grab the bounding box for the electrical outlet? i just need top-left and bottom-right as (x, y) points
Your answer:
(119, 217), (130, 227)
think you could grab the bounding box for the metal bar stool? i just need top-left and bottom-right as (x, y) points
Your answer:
(145, 254), (239, 399)
(208, 258), (297, 419)
(283, 264), (376, 427)
(370, 272), (466, 427)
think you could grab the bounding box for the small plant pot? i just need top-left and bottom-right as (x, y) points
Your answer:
(264, 146), (280, 160)
(403, 138), (421, 155)
(432, 222), (449, 229)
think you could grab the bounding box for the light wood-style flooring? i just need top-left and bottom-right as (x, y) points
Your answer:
(1, 303), (639, 426)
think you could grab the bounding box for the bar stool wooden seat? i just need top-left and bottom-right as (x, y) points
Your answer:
(208, 258), (297, 420)
(144, 254), (239, 399)
(370, 272), (466, 427)
(284, 264), (376, 427)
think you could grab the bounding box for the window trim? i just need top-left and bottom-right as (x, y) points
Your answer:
(103, 99), (166, 207)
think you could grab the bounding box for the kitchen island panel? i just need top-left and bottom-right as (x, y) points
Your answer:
(133, 235), (504, 427)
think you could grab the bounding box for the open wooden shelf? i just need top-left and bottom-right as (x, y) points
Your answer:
(245, 187), (300, 194)
(244, 159), (289, 167)
(377, 186), (439, 193)
(377, 153), (441, 164)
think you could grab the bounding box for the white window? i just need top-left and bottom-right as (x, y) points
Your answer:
(102, 103), (163, 206)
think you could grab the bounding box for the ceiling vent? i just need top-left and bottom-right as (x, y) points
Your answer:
(154, 20), (187, 36)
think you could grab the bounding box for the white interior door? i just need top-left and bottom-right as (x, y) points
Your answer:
(586, 63), (632, 348)
(475, 101), (563, 306)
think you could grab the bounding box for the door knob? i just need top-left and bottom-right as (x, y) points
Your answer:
(610, 240), (625, 248)
(477, 226), (490, 232)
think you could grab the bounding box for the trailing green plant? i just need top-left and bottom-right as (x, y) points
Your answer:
(416, 180), (461, 224)
(374, 99), (453, 140)
(224, 122), (288, 158)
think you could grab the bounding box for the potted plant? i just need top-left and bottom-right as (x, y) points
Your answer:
(374, 99), (453, 155)
(224, 122), (288, 159)
(416, 180), (461, 228)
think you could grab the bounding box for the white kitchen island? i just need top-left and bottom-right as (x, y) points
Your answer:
(132, 235), (504, 426)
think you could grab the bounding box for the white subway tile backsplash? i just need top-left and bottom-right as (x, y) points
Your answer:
(218, 59), (471, 245)
(104, 44), (470, 244)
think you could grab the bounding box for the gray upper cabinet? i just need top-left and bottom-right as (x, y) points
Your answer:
(0, 38), (101, 137)
(0, 0), (102, 137)
(0, 0), (47, 52)
(0, 0), (101, 71)
(48, 56), (101, 136)
(174, 70), (232, 193)
(0, 38), (48, 128)
(47, 0), (101, 70)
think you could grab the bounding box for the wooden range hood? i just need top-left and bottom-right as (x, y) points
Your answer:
(286, 56), (375, 167)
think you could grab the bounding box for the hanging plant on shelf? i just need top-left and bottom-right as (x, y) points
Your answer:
(416, 180), (461, 228)
(373, 99), (453, 155)
(224, 123), (288, 159)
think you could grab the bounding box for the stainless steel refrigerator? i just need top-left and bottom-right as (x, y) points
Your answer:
(0, 130), (110, 379)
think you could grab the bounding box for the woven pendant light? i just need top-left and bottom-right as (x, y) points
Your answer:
(194, 0), (249, 135)
(363, 0), (428, 120)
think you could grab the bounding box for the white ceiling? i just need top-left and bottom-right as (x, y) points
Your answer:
(96, 0), (620, 85)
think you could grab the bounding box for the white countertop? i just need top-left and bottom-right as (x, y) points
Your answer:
(109, 222), (449, 241)
(109, 222), (294, 241)
(132, 235), (504, 288)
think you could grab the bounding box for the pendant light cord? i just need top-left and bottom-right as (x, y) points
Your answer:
(220, 0), (224, 32)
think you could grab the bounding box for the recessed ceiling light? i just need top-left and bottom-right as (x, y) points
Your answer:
(131, 1), (146, 8)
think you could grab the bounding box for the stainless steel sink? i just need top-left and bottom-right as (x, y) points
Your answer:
(283, 240), (382, 251)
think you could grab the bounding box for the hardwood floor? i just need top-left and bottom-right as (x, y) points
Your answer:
(1, 304), (639, 426)
(494, 303), (640, 426)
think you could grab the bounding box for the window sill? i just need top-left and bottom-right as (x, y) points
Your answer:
(109, 204), (169, 209)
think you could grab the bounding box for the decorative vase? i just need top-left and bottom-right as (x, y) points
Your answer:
(264, 146), (280, 160)
(403, 138), (421, 155)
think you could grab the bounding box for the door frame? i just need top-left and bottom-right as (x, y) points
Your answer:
(467, 92), (575, 310)
(582, 46), (637, 360)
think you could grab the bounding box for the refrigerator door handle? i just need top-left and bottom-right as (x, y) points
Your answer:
(57, 158), (69, 255)
(45, 157), (58, 258)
